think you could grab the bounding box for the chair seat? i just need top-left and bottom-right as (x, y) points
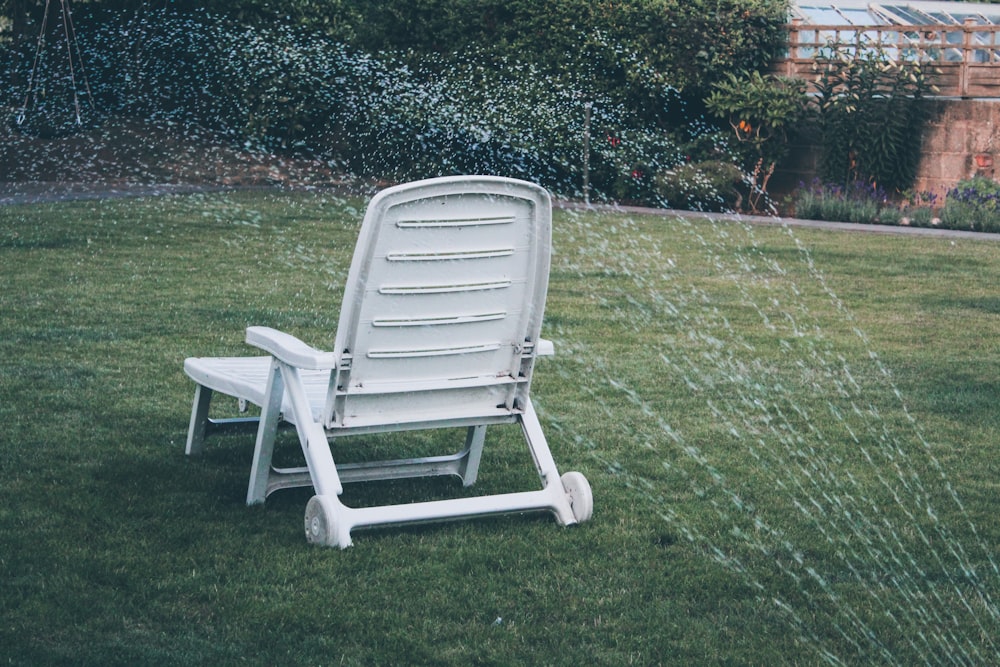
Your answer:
(184, 356), (330, 423)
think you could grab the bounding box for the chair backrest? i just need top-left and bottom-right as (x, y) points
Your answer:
(325, 176), (552, 429)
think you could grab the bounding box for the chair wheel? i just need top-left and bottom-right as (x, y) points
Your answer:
(561, 471), (593, 523)
(304, 495), (339, 546)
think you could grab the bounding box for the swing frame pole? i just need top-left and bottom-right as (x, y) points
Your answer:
(16, 0), (95, 130)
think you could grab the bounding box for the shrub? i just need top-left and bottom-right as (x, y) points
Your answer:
(898, 190), (940, 227)
(2, 6), (757, 210)
(655, 160), (745, 212)
(811, 40), (938, 193)
(98, 11), (731, 204)
(342, 0), (788, 99)
(705, 71), (809, 212)
(941, 177), (1000, 232)
(905, 206), (937, 228)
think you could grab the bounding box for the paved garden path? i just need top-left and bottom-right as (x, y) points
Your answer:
(557, 200), (1000, 242)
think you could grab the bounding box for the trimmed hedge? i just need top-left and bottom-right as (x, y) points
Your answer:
(343, 0), (788, 101)
(3, 2), (786, 208)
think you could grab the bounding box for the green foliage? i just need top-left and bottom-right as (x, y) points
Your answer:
(16, 10), (745, 207)
(905, 205), (937, 227)
(654, 160), (745, 211)
(705, 70), (808, 211)
(636, 0), (790, 95)
(2, 1), (792, 211)
(790, 178), (1000, 234)
(706, 71), (808, 165)
(792, 179), (890, 224)
(5, 0), (785, 103)
(811, 41), (938, 193)
(941, 176), (1000, 232)
(340, 0), (789, 97)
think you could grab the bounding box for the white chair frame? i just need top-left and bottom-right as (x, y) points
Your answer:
(183, 176), (592, 547)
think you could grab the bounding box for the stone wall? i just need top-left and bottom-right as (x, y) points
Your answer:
(917, 99), (1000, 194)
(772, 98), (1000, 198)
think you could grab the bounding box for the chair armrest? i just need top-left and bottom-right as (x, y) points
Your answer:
(537, 338), (555, 356)
(245, 326), (339, 370)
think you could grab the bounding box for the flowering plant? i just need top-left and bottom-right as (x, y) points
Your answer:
(941, 177), (1000, 232)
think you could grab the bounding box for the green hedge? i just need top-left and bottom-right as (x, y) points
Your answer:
(3, 2), (787, 208)
(342, 0), (788, 100)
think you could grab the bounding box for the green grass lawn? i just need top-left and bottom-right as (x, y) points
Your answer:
(2, 191), (999, 665)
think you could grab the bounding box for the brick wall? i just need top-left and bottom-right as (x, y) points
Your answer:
(772, 98), (1000, 198)
(917, 99), (1000, 194)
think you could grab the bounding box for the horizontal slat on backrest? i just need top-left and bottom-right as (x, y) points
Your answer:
(329, 178), (550, 428)
(355, 193), (532, 383)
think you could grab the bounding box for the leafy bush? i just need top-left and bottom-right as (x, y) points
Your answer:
(706, 72), (808, 165)
(905, 206), (937, 228)
(941, 177), (1000, 233)
(655, 160), (745, 212)
(341, 0), (788, 99)
(791, 179), (1000, 234)
(705, 71), (809, 212)
(2, 4), (776, 211)
(811, 41), (938, 193)
(0, 11), (646, 200)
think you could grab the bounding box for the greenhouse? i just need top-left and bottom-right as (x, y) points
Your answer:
(793, 1), (1000, 27)
(781, 1), (1000, 96)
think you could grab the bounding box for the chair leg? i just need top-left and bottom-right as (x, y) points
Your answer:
(458, 425), (487, 486)
(185, 384), (213, 456)
(247, 361), (285, 505)
(277, 362), (344, 498)
(301, 400), (592, 547)
(519, 399), (561, 485)
(519, 398), (580, 526)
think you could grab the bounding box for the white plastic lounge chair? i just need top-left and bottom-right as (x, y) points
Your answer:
(183, 176), (592, 547)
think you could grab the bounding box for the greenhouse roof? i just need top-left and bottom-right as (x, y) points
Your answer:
(793, 1), (1000, 26)
(781, 2), (1000, 97)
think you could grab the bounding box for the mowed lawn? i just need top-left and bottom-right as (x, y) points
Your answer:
(2, 190), (999, 666)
